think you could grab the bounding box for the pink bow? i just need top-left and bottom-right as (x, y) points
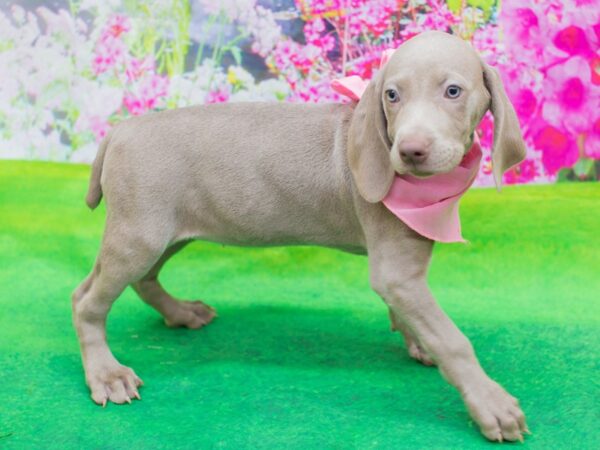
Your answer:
(332, 49), (481, 243)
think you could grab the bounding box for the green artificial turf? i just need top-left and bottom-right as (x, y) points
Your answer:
(0, 160), (599, 449)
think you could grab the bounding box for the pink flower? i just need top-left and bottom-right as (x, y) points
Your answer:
(532, 125), (579, 175)
(542, 56), (598, 135)
(123, 74), (168, 115)
(499, 2), (548, 65)
(553, 26), (592, 57)
(472, 25), (503, 66)
(270, 39), (320, 76)
(92, 35), (126, 75)
(400, 1), (460, 40)
(504, 6), (539, 43)
(503, 159), (539, 184)
(481, 156), (493, 175)
(295, 0), (342, 18)
(591, 56), (600, 85)
(511, 89), (537, 120)
(105, 14), (131, 38)
(349, 1), (396, 38)
(89, 116), (111, 141)
(349, 52), (381, 79)
(205, 86), (230, 104)
(91, 16), (132, 75)
(125, 57), (154, 82)
(303, 18), (335, 52)
(476, 113), (494, 151)
(122, 95), (145, 116)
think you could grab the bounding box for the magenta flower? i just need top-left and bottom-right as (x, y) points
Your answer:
(122, 95), (144, 116)
(481, 156), (493, 176)
(553, 26), (592, 57)
(205, 87), (230, 104)
(123, 74), (168, 115)
(533, 125), (579, 175)
(592, 56), (600, 85)
(125, 57), (154, 82)
(348, 1), (396, 38)
(476, 113), (494, 151)
(542, 56), (598, 135)
(400, 1), (460, 40)
(91, 15), (131, 76)
(291, 79), (339, 103)
(294, 0), (342, 17)
(270, 39), (320, 77)
(105, 14), (131, 39)
(499, 2), (547, 64)
(92, 35), (126, 75)
(503, 159), (539, 185)
(349, 52), (382, 79)
(303, 18), (335, 52)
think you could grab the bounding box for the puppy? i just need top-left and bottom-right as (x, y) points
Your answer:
(73, 31), (528, 442)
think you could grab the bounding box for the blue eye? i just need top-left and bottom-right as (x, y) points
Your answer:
(445, 85), (462, 99)
(385, 89), (400, 103)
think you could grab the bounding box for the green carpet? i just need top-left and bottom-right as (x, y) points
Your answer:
(0, 160), (599, 449)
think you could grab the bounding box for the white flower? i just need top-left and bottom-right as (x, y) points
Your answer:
(227, 65), (254, 87)
(195, 0), (257, 21)
(246, 6), (281, 57)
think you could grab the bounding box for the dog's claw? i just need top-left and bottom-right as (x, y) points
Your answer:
(134, 391), (141, 400)
(125, 396), (131, 404)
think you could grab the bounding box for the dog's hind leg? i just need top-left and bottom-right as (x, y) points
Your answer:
(388, 308), (435, 366)
(72, 221), (168, 405)
(131, 241), (216, 329)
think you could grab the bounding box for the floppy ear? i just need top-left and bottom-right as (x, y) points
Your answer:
(347, 71), (394, 203)
(482, 63), (527, 189)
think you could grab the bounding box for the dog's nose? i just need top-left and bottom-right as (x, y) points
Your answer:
(399, 139), (430, 165)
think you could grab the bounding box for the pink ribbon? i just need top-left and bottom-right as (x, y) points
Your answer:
(332, 49), (481, 243)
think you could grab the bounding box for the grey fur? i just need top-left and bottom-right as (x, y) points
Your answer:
(73, 32), (527, 442)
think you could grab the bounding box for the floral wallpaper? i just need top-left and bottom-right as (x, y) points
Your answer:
(0, 0), (598, 185)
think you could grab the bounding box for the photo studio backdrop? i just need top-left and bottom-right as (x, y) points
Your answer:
(0, 0), (598, 186)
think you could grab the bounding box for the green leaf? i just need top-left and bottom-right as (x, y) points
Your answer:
(446, 0), (496, 16)
(230, 47), (242, 66)
(556, 168), (573, 183)
(446, 0), (462, 13)
(573, 157), (595, 179)
(468, 0), (496, 14)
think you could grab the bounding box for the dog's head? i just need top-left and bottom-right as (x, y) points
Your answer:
(348, 31), (526, 202)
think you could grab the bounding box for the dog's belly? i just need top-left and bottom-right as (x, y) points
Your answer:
(172, 166), (365, 250)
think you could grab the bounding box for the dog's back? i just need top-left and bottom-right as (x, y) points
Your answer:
(93, 102), (362, 248)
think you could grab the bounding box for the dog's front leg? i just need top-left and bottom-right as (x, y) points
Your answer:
(367, 233), (528, 442)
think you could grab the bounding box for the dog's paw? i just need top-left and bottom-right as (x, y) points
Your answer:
(406, 341), (436, 366)
(164, 300), (216, 329)
(87, 364), (143, 406)
(463, 380), (529, 442)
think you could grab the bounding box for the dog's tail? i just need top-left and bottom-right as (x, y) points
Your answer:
(85, 131), (112, 209)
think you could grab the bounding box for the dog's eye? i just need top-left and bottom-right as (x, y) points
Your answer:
(445, 85), (462, 99)
(385, 89), (400, 103)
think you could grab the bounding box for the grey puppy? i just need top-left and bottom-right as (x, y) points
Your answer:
(73, 31), (528, 442)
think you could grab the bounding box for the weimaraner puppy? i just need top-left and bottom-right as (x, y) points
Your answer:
(73, 31), (528, 441)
